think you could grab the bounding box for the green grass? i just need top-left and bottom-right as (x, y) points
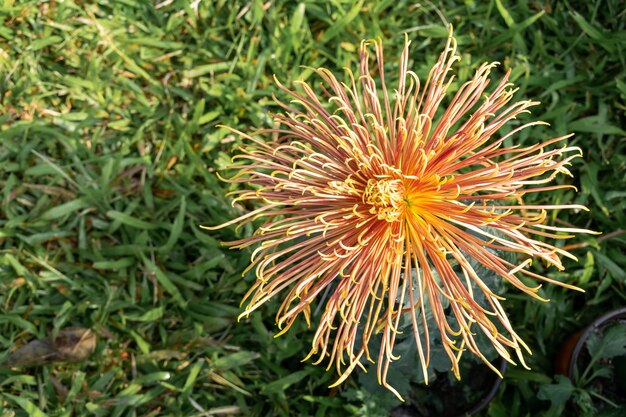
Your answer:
(0, 0), (625, 416)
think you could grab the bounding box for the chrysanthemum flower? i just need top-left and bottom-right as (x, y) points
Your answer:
(207, 29), (592, 398)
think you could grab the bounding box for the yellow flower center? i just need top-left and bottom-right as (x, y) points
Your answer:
(363, 178), (406, 222)
(403, 175), (447, 220)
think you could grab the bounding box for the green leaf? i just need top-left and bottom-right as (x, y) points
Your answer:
(578, 251), (595, 285)
(571, 11), (615, 53)
(504, 368), (553, 384)
(321, 0), (364, 42)
(537, 375), (575, 408)
(40, 198), (90, 220)
(122, 37), (185, 50)
(183, 62), (232, 78)
(617, 78), (626, 98)
(586, 324), (626, 360)
(261, 369), (313, 395)
(570, 117), (626, 136)
(495, 0), (515, 27)
(160, 196), (186, 254)
(212, 351), (260, 372)
(142, 256), (186, 307)
(93, 257), (136, 270)
(594, 250), (626, 281)
(125, 306), (164, 322)
(65, 371), (86, 405)
(106, 211), (159, 230)
(0, 315), (38, 334)
(580, 163), (610, 216)
(181, 360), (204, 399)
(29, 36), (63, 51)
(198, 110), (220, 125)
(290, 3), (306, 36)
(132, 372), (171, 385)
(513, 10), (545, 32)
(415, 24), (450, 38)
(3, 394), (49, 417)
(129, 330), (151, 354)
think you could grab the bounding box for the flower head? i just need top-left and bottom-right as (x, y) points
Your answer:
(207, 29), (592, 397)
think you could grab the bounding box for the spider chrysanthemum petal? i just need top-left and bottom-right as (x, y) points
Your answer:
(205, 28), (594, 398)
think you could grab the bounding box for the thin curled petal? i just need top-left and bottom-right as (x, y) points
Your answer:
(208, 27), (594, 399)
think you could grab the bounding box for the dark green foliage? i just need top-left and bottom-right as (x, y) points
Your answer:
(0, 0), (624, 416)
(538, 322), (626, 416)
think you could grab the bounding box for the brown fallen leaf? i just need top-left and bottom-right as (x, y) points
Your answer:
(6, 328), (96, 367)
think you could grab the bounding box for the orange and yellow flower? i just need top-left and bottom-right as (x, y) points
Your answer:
(207, 30), (592, 397)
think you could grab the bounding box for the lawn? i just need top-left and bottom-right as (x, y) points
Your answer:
(1, 1), (625, 416)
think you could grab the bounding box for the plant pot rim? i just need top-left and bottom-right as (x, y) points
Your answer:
(567, 306), (626, 378)
(463, 356), (507, 416)
(392, 356), (507, 417)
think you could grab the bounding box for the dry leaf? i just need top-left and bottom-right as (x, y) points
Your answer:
(6, 328), (96, 367)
